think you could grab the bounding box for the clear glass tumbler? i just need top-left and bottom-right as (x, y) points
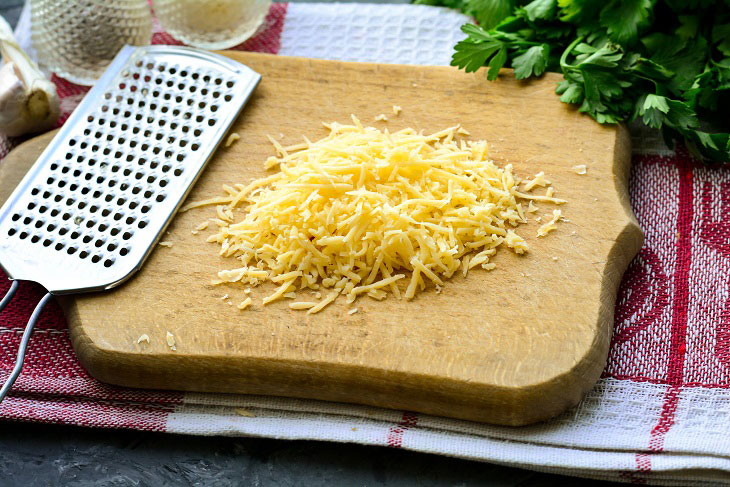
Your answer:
(31, 0), (153, 85)
(152, 0), (271, 50)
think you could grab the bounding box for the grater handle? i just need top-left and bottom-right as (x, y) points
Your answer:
(0, 280), (18, 313)
(0, 289), (53, 403)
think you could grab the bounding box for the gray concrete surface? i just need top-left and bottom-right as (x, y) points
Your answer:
(1, 421), (617, 487)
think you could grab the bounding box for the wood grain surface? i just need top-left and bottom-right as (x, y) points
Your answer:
(0, 52), (642, 425)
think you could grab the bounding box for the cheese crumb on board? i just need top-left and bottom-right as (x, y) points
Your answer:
(348, 308), (358, 315)
(523, 171), (550, 191)
(374, 114), (388, 122)
(166, 331), (176, 351)
(190, 119), (564, 312)
(220, 293), (229, 300)
(392, 105), (402, 115)
(158, 241), (173, 247)
(505, 230), (528, 254)
(572, 164), (587, 175)
(456, 126), (470, 136)
(197, 221), (209, 231)
(537, 210), (562, 237)
(225, 132), (240, 147)
(137, 334), (150, 344)
(237, 297), (253, 310)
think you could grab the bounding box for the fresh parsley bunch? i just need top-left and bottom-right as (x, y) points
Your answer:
(415, 0), (730, 162)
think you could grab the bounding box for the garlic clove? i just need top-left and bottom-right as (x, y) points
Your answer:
(0, 16), (59, 137)
(0, 62), (27, 126)
(0, 61), (58, 136)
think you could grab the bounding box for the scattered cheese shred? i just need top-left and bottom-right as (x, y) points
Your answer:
(374, 114), (388, 122)
(137, 334), (150, 344)
(197, 221), (209, 231)
(348, 308), (358, 315)
(457, 126), (470, 136)
(237, 297), (252, 310)
(190, 119), (564, 312)
(225, 132), (240, 147)
(505, 230), (528, 254)
(166, 331), (176, 351)
(572, 164), (587, 175)
(538, 209), (563, 237)
(307, 291), (339, 314)
(234, 408), (257, 417)
(233, 408), (256, 418)
(158, 241), (173, 247)
(392, 105), (402, 115)
(523, 171), (550, 191)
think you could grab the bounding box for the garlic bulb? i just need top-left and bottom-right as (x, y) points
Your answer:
(0, 16), (59, 137)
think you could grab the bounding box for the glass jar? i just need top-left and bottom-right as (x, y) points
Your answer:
(152, 0), (271, 50)
(31, 0), (153, 86)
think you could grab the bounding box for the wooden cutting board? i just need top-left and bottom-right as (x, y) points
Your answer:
(0, 52), (641, 426)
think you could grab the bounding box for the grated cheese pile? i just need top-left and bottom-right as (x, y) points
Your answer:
(184, 117), (566, 313)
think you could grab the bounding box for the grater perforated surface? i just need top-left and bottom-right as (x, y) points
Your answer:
(0, 45), (260, 294)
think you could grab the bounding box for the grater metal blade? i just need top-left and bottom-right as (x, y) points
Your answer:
(0, 45), (260, 400)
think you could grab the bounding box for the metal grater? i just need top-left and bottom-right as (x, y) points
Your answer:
(0, 45), (260, 401)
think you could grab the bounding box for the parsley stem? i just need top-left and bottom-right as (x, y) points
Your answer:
(559, 36), (583, 71)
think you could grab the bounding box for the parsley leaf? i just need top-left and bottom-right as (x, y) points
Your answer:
(556, 79), (583, 103)
(468, 0), (515, 29)
(488, 47), (508, 79)
(665, 99), (699, 131)
(512, 45), (550, 78)
(522, 0), (556, 21)
(638, 94), (669, 128)
(713, 23), (730, 56)
(599, 0), (652, 46)
(451, 25), (504, 73)
(452, 39), (503, 72)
